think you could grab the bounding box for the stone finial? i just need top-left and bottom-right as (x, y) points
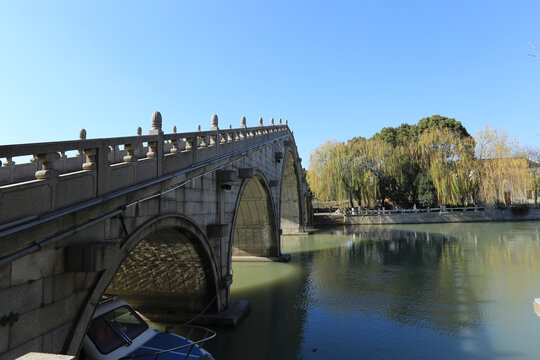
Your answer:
(258, 117), (263, 127)
(79, 129), (87, 140)
(151, 111), (162, 130)
(173, 125), (177, 133)
(241, 116), (247, 128)
(211, 114), (219, 130)
(198, 125), (201, 131)
(279, 118), (282, 125)
(229, 124), (232, 129)
(137, 126), (142, 135)
(270, 118), (274, 126)
(150, 111), (163, 135)
(285, 119), (288, 125)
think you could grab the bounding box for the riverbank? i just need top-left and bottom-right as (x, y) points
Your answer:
(313, 208), (540, 226)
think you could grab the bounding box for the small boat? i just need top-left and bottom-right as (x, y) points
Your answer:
(80, 297), (216, 360)
(534, 298), (540, 318)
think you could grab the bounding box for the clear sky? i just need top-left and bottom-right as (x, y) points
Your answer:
(1, 0), (539, 166)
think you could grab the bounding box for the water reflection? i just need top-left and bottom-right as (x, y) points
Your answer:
(308, 228), (485, 337)
(181, 222), (540, 359)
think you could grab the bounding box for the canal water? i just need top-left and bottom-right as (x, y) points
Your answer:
(190, 222), (540, 359)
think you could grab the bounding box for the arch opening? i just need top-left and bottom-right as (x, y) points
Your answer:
(280, 151), (302, 234)
(232, 176), (278, 257)
(107, 226), (218, 314)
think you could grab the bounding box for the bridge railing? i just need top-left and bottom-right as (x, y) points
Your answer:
(0, 112), (291, 226)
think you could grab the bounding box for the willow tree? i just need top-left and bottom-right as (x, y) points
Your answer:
(346, 137), (391, 208)
(416, 128), (476, 206)
(307, 140), (350, 206)
(475, 125), (532, 205)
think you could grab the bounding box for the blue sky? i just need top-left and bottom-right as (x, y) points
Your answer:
(1, 0), (539, 166)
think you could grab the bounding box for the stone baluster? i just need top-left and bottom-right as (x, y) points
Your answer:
(170, 125), (179, 153)
(170, 139), (179, 154)
(35, 152), (60, 179)
(198, 124), (207, 148)
(82, 149), (97, 170)
(199, 134), (207, 148)
(123, 144), (137, 162)
(227, 125), (233, 143)
(5, 157), (14, 167)
(185, 137), (194, 151)
(147, 141), (157, 158)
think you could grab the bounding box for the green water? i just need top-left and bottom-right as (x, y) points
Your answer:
(192, 222), (540, 359)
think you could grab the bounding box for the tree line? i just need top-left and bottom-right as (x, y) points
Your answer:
(307, 115), (539, 209)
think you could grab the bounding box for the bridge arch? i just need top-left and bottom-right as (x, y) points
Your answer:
(230, 175), (279, 258)
(67, 214), (221, 354)
(280, 149), (303, 234)
(108, 214), (221, 313)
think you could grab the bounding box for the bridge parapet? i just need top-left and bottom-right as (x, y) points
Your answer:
(0, 113), (289, 226)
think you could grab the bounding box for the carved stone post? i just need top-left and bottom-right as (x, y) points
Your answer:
(256, 117), (263, 135)
(148, 111), (164, 176)
(35, 152), (60, 179)
(210, 114), (218, 146)
(211, 114), (219, 130)
(96, 146), (110, 196)
(77, 129), (87, 156)
(240, 116), (247, 139)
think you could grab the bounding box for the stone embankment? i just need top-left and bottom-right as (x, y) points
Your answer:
(314, 208), (540, 226)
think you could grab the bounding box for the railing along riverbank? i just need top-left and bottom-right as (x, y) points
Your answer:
(313, 205), (540, 226)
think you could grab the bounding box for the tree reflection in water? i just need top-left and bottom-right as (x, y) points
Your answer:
(197, 222), (540, 359)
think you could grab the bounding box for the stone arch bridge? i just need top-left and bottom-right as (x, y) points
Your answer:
(0, 112), (311, 358)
